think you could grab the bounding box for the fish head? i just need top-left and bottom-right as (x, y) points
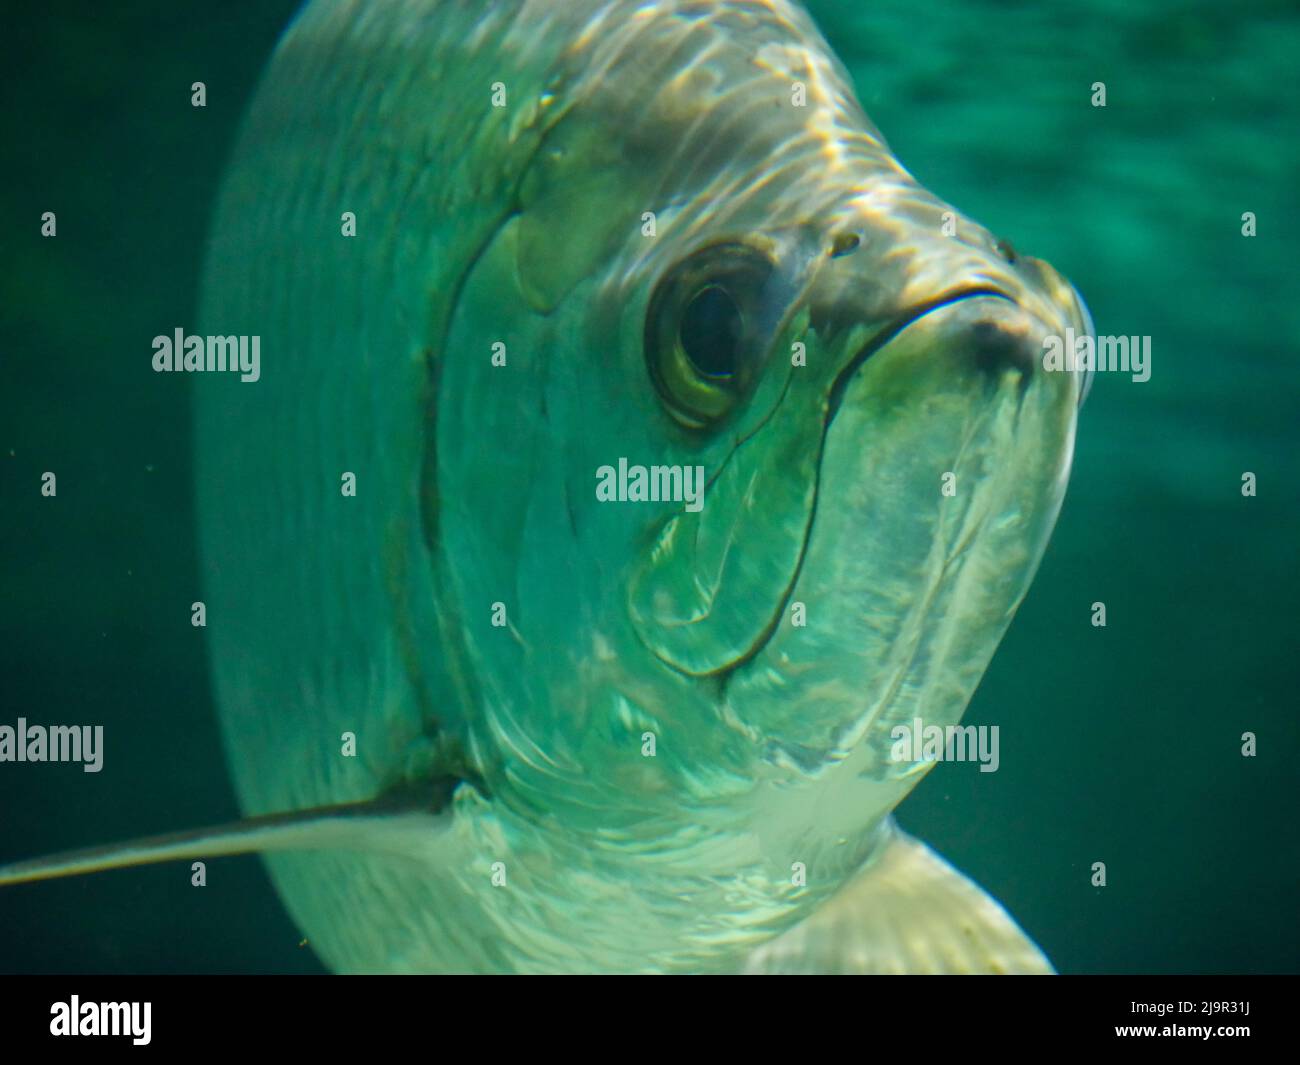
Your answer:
(693, 208), (1091, 798)
(621, 214), (1091, 834)
(437, 4), (1091, 853)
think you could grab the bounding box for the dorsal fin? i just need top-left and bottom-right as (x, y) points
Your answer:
(0, 792), (451, 888)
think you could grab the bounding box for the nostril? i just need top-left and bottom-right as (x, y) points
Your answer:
(970, 318), (1035, 378)
(830, 232), (861, 258)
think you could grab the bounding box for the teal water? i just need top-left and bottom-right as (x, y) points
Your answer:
(0, 1), (1295, 973)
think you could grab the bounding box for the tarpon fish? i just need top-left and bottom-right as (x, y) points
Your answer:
(0, 0), (1092, 973)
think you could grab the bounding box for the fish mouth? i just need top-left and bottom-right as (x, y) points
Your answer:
(715, 286), (1031, 683)
(723, 286), (1079, 770)
(825, 286), (1016, 425)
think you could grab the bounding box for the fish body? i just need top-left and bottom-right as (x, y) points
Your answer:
(4, 0), (1090, 974)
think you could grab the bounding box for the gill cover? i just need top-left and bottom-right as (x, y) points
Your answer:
(628, 235), (829, 675)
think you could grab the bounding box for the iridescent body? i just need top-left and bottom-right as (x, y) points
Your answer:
(3, 0), (1090, 974)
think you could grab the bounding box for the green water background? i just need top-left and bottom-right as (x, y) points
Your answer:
(0, 0), (1296, 973)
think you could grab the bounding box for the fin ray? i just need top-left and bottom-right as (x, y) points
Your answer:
(0, 800), (446, 887)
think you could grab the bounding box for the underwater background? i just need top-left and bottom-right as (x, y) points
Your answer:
(0, 0), (1295, 974)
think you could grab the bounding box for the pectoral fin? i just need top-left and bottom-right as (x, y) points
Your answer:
(0, 795), (450, 888)
(745, 823), (1053, 974)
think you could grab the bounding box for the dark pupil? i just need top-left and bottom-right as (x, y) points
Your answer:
(679, 285), (742, 378)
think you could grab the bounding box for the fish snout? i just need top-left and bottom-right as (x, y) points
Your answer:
(967, 301), (1041, 381)
(1008, 254), (1096, 406)
(947, 292), (1085, 411)
(874, 291), (1065, 399)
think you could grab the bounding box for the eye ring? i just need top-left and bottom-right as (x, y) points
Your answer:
(644, 241), (776, 429)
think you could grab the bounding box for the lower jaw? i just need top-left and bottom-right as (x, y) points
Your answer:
(723, 310), (1076, 814)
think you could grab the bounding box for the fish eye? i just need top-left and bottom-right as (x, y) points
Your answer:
(679, 286), (743, 378)
(645, 242), (775, 429)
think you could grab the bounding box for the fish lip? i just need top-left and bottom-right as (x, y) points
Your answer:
(825, 285), (1016, 425)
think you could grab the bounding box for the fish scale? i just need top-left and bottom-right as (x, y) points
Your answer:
(1, 0), (1089, 974)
